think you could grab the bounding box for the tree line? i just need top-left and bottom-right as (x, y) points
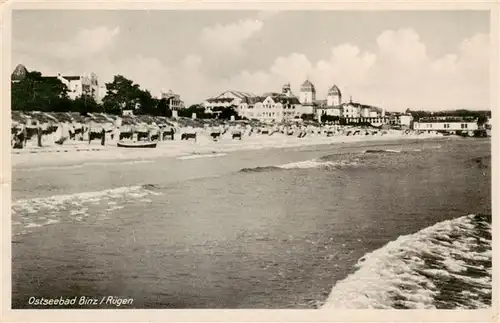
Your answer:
(11, 71), (243, 120)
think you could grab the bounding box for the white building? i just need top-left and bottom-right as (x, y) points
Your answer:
(55, 73), (100, 101)
(343, 102), (361, 119)
(326, 85), (342, 106)
(239, 93), (302, 123)
(399, 114), (413, 127)
(413, 117), (478, 133)
(316, 106), (342, 118)
(97, 84), (107, 103)
(203, 81), (388, 125)
(202, 91), (255, 114)
(161, 89), (184, 111)
(299, 79), (316, 105)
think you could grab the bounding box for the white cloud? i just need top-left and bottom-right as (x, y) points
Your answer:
(181, 54), (203, 70)
(15, 25), (489, 111)
(51, 26), (120, 59)
(97, 28), (489, 110)
(200, 19), (264, 55)
(200, 29), (489, 112)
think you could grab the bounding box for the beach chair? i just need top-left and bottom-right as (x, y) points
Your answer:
(55, 137), (67, 145)
(210, 132), (221, 141)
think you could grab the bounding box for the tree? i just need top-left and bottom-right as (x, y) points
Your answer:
(157, 98), (172, 117)
(218, 106), (240, 120)
(179, 104), (213, 119)
(101, 75), (143, 115)
(135, 90), (159, 115)
(72, 94), (102, 114)
(11, 71), (69, 112)
(301, 113), (315, 121)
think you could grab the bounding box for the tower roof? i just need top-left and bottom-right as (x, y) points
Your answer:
(300, 79), (316, 92)
(282, 82), (293, 95)
(11, 64), (28, 81)
(328, 84), (341, 95)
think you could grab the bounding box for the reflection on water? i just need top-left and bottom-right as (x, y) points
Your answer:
(12, 138), (491, 308)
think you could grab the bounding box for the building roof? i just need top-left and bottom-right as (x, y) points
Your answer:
(300, 79), (316, 93)
(11, 64), (28, 81)
(268, 93), (301, 105)
(42, 76), (59, 81)
(62, 76), (81, 81)
(319, 104), (343, 109)
(242, 94), (301, 105)
(328, 85), (341, 95)
(313, 99), (327, 107)
(262, 92), (281, 97)
(275, 96), (301, 105)
(345, 102), (382, 113)
(206, 97), (234, 103)
(417, 116), (478, 123)
(241, 96), (261, 104)
(216, 90), (255, 100)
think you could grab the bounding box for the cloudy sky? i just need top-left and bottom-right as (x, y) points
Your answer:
(12, 10), (490, 111)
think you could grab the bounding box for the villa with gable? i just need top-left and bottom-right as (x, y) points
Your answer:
(201, 78), (388, 124)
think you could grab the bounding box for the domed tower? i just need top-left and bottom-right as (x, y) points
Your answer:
(11, 64), (28, 82)
(299, 79), (316, 105)
(327, 84), (342, 106)
(282, 82), (292, 97)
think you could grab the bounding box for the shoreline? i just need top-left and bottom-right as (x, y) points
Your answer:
(10, 137), (491, 310)
(12, 132), (447, 169)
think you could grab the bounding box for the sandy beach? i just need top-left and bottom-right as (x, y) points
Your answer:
(12, 130), (442, 168)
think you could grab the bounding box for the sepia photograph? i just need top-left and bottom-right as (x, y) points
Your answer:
(2, 2), (497, 320)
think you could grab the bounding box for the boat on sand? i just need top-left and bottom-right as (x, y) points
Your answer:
(117, 141), (157, 148)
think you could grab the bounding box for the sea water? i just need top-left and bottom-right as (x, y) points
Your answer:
(11, 137), (491, 308)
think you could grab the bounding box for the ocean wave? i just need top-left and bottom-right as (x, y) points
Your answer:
(177, 153), (227, 160)
(322, 214), (492, 309)
(364, 149), (402, 154)
(239, 159), (359, 173)
(12, 185), (163, 235)
(240, 166), (282, 173)
(16, 159), (155, 171)
(278, 159), (358, 169)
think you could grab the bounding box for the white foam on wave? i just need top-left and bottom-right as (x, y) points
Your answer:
(278, 159), (358, 170)
(364, 149), (402, 154)
(25, 222), (43, 228)
(322, 214), (491, 309)
(105, 205), (125, 212)
(13, 186), (161, 211)
(177, 153), (227, 160)
(12, 185), (162, 234)
(17, 159), (155, 171)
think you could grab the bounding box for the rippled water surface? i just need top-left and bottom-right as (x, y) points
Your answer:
(11, 138), (491, 308)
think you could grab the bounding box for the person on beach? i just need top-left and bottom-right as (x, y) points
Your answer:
(12, 125), (27, 149)
(101, 128), (106, 146)
(37, 124), (43, 147)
